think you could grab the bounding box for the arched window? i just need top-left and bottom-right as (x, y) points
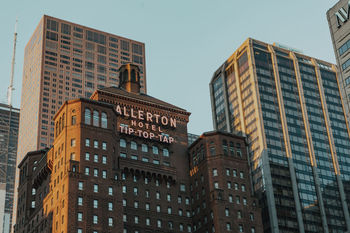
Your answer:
(55, 122), (59, 137)
(93, 110), (99, 127)
(120, 139), (126, 148)
(152, 146), (159, 155)
(59, 117), (62, 134)
(131, 141), (137, 150)
(62, 113), (65, 130)
(101, 112), (107, 128)
(85, 108), (91, 125)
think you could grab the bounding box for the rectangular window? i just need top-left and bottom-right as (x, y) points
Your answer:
(108, 202), (113, 211)
(180, 184), (186, 192)
(142, 144), (148, 152)
(94, 184), (99, 193)
(102, 142), (107, 150)
(77, 212), (83, 221)
(78, 181), (83, 190)
(93, 199), (98, 208)
(102, 156), (107, 164)
(94, 168), (98, 177)
(93, 215), (98, 224)
(71, 115), (76, 125)
(342, 58), (350, 71)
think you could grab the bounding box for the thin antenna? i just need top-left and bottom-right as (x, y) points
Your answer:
(7, 18), (18, 106)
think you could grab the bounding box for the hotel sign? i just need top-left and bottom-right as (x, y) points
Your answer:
(116, 104), (176, 143)
(335, 0), (350, 28)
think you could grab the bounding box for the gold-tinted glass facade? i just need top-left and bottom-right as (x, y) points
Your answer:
(210, 38), (350, 233)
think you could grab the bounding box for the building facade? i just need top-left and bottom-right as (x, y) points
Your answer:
(15, 64), (193, 233)
(15, 149), (52, 233)
(188, 131), (263, 233)
(209, 38), (350, 233)
(327, 0), (350, 127)
(14, 16), (146, 229)
(17, 14), (146, 163)
(0, 104), (19, 233)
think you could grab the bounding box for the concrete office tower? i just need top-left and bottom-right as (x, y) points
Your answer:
(209, 38), (350, 233)
(0, 104), (19, 233)
(188, 131), (263, 233)
(327, 0), (350, 127)
(14, 64), (192, 233)
(17, 14), (146, 162)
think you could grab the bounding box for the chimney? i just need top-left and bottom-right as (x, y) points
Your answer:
(118, 63), (141, 94)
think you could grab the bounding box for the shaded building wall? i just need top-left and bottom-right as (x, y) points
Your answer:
(188, 131), (263, 233)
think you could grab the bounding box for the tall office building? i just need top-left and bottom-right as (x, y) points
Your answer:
(18, 14), (146, 159)
(327, 0), (350, 127)
(14, 16), (146, 228)
(210, 38), (350, 233)
(0, 104), (19, 233)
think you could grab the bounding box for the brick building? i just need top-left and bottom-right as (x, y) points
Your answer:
(15, 149), (52, 233)
(188, 131), (263, 233)
(14, 64), (192, 233)
(14, 64), (262, 233)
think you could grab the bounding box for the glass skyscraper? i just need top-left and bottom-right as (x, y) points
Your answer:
(210, 38), (350, 233)
(0, 103), (19, 233)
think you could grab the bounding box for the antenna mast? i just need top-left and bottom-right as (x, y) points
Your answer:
(7, 18), (18, 106)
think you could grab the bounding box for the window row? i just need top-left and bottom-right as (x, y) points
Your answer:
(123, 200), (191, 216)
(120, 139), (169, 156)
(77, 197), (114, 211)
(121, 186), (190, 204)
(77, 182), (113, 195)
(84, 167), (108, 178)
(84, 108), (108, 128)
(119, 153), (170, 166)
(84, 153), (107, 164)
(123, 216), (192, 232)
(212, 168), (245, 178)
(85, 138), (107, 150)
(77, 213), (113, 226)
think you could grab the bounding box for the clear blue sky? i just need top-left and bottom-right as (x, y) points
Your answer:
(0, 0), (338, 135)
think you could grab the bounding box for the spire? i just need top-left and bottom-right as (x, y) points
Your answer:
(7, 18), (18, 106)
(118, 63), (141, 94)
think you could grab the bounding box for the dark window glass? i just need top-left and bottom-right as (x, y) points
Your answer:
(47, 19), (58, 31)
(121, 40), (129, 51)
(46, 31), (58, 41)
(61, 23), (71, 35)
(86, 30), (106, 45)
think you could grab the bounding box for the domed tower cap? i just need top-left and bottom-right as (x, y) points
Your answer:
(118, 63), (141, 94)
